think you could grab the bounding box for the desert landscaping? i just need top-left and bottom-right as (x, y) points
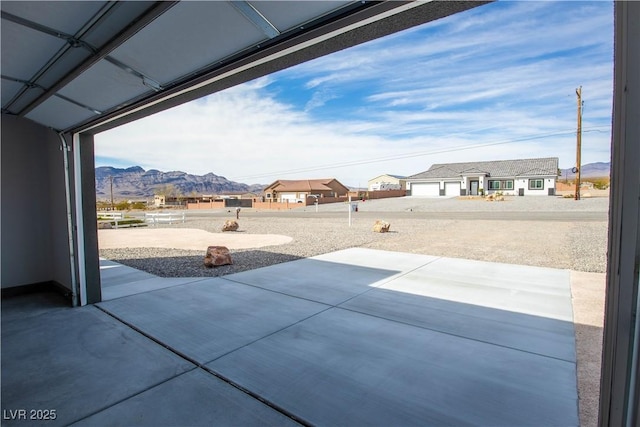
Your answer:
(99, 195), (609, 277)
(99, 194), (609, 427)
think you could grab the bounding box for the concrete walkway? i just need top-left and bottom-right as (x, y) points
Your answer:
(2, 249), (578, 426)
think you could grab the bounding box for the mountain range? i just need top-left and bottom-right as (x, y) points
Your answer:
(559, 161), (610, 179)
(95, 166), (265, 200)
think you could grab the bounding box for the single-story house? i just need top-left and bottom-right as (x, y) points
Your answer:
(367, 174), (407, 191)
(406, 157), (559, 197)
(153, 195), (194, 206)
(263, 179), (350, 203)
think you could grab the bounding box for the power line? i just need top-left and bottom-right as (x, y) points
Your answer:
(232, 126), (609, 181)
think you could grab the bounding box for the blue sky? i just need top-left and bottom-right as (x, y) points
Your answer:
(95, 1), (614, 187)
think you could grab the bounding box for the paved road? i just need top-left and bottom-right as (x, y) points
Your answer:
(132, 196), (610, 223)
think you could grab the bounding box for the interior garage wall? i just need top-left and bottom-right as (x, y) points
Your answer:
(1, 115), (71, 290)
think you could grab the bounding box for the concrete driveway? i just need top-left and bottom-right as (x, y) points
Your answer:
(2, 248), (578, 426)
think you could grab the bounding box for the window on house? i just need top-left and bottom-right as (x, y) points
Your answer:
(529, 179), (544, 190)
(488, 180), (514, 190)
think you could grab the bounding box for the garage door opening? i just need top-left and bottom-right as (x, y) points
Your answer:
(89, 3), (620, 424)
(3, 0), (636, 425)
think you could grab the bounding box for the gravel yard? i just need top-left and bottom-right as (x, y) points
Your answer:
(100, 196), (609, 278)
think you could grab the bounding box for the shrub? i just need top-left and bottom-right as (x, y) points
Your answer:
(130, 202), (147, 210)
(110, 219), (145, 227)
(590, 177), (610, 190)
(114, 201), (130, 211)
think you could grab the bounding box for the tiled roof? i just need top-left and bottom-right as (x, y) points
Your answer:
(266, 179), (346, 192)
(408, 157), (559, 179)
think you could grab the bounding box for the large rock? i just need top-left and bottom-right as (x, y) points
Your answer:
(373, 220), (391, 233)
(222, 220), (239, 232)
(204, 246), (232, 268)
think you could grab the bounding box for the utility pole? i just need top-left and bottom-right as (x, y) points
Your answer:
(110, 175), (114, 210)
(574, 86), (582, 201)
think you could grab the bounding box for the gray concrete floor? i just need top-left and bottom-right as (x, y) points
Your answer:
(2, 249), (578, 426)
(99, 258), (209, 300)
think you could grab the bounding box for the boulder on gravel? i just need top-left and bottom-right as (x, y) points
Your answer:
(204, 246), (232, 268)
(373, 220), (391, 233)
(222, 220), (239, 232)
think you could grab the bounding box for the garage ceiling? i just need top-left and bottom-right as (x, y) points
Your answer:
(1, 1), (486, 134)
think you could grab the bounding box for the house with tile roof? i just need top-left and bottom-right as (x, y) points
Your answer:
(263, 179), (350, 203)
(406, 157), (559, 197)
(367, 174), (407, 191)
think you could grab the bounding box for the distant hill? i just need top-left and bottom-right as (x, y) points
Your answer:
(95, 166), (265, 200)
(560, 161), (610, 179)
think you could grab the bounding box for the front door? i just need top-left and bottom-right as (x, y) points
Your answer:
(470, 180), (479, 195)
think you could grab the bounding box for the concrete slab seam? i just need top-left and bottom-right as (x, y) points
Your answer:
(201, 304), (335, 365)
(334, 305), (577, 364)
(101, 277), (212, 301)
(219, 255), (444, 309)
(68, 367), (199, 425)
(218, 276), (335, 306)
(94, 304), (204, 366)
(93, 303), (318, 426)
(198, 364), (313, 427)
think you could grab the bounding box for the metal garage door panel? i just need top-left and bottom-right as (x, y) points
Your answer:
(1, 80), (24, 106)
(0, 19), (67, 79)
(57, 59), (150, 112)
(412, 183), (439, 196)
(253, 1), (352, 33)
(0, 1), (108, 36)
(108, 1), (267, 86)
(25, 96), (98, 130)
(445, 182), (461, 196)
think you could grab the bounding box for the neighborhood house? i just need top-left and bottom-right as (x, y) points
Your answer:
(406, 157), (559, 197)
(263, 179), (350, 203)
(367, 174), (407, 191)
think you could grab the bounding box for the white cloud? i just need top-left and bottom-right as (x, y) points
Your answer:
(95, 1), (614, 187)
(96, 84), (394, 185)
(304, 88), (340, 112)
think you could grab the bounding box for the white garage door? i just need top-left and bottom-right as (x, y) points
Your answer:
(444, 182), (461, 196)
(411, 182), (440, 196)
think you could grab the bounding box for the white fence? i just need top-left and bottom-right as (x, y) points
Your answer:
(144, 212), (186, 226)
(97, 212), (148, 229)
(97, 212), (123, 220)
